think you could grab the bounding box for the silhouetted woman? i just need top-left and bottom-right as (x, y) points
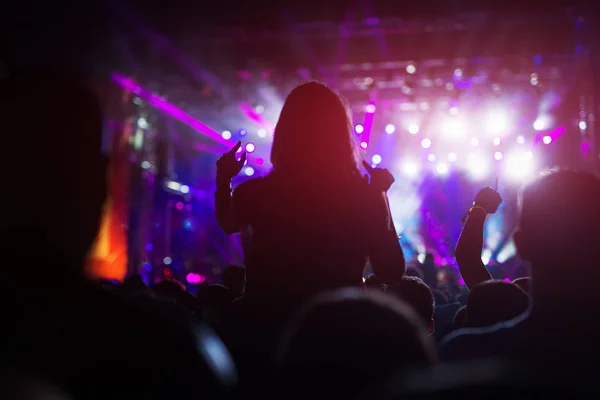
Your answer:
(215, 82), (405, 306)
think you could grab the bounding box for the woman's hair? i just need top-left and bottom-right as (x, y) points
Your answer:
(270, 81), (360, 180)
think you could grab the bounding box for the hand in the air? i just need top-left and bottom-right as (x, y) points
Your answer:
(473, 187), (502, 214)
(216, 141), (247, 181)
(362, 160), (395, 192)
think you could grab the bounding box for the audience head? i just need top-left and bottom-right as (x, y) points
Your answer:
(222, 265), (245, 297)
(453, 305), (468, 330)
(515, 170), (600, 284)
(385, 277), (435, 333)
(270, 81), (359, 181)
(277, 288), (435, 394)
(0, 67), (107, 273)
(467, 280), (529, 328)
(512, 277), (531, 294)
(364, 274), (383, 290)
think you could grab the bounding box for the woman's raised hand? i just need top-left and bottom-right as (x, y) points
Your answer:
(362, 160), (395, 192)
(217, 141), (247, 181)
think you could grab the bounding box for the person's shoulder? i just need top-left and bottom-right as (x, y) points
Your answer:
(233, 176), (267, 197)
(439, 316), (525, 362)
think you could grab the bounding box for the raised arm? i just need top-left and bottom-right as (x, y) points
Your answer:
(215, 142), (246, 235)
(454, 187), (502, 289)
(362, 161), (405, 285)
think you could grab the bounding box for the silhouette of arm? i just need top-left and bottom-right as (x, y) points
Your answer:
(367, 191), (405, 285)
(215, 180), (238, 235)
(454, 208), (492, 289)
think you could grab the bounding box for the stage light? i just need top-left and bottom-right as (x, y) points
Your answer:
(385, 124), (396, 134)
(448, 152), (458, 162)
(542, 135), (552, 145)
(486, 110), (508, 135)
(180, 185), (190, 194)
(360, 142), (368, 149)
(408, 123), (419, 135)
(533, 117), (550, 131)
(141, 161), (151, 169)
(366, 104), (376, 113)
(355, 124), (364, 134)
(137, 117), (148, 129)
(470, 138), (479, 146)
(239, 129), (248, 136)
(421, 138), (432, 149)
(175, 201), (184, 210)
(255, 105), (265, 114)
(454, 68), (463, 78)
(256, 157), (264, 166)
(505, 151), (535, 181)
(222, 130), (232, 140)
(494, 151), (503, 161)
(163, 256), (172, 265)
(372, 154), (382, 165)
(244, 167), (255, 176)
(257, 128), (267, 138)
(449, 106), (459, 116)
(517, 135), (525, 144)
(183, 220), (192, 229)
(443, 117), (467, 138)
(436, 163), (449, 175)
(402, 161), (418, 177)
(427, 154), (436, 162)
(166, 180), (181, 191)
(245, 143), (256, 153)
(406, 64), (416, 74)
(579, 121), (587, 130)
(493, 137), (502, 146)
(467, 153), (490, 179)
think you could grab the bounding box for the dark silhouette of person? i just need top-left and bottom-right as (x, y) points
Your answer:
(0, 67), (236, 399)
(385, 276), (436, 334)
(222, 264), (246, 298)
(440, 170), (600, 389)
(215, 82), (405, 306)
(275, 288), (435, 397)
(466, 280), (529, 328)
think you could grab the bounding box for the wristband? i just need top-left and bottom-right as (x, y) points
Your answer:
(460, 205), (488, 223)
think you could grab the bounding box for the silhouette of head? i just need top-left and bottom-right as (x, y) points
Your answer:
(222, 265), (245, 297)
(453, 305), (468, 330)
(0, 67), (107, 275)
(270, 81), (359, 181)
(511, 277), (531, 294)
(277, 288), (435, 394)
(467, 280), (529, 327)
(385, 277), (435, 333)
(514, 170), (600, 297)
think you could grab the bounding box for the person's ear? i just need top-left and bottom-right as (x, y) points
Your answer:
(428, 319), (435, 336)
(513, 230), (531, 262)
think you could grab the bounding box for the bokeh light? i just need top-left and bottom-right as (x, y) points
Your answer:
(486, 109), (508, 135)
(505, 151), (535, 181)
(516, 135), (525, 144)
(494, 151), (503, 161)
(448, 152), (458, 162)
(385, 124), (396, 134)
(222, 130), (232, 140)
(493, 137), (502, 146)
(238, 128), (248, 136)
(421, 138), (432, 149)
(436, 163), (449, 175)
(406, 64), (416, 74)
(579, 121), (587, 130)
(365, 104), (376, 113)
(542, 135), (552, 145)
(402, 161), (418, 177)
(360, 141), (368, 149)
(180, 185), (190, 194)
(467, 153), (490, 179)
(163, 256), (172, 265)
(355, 124), (364, 134)
(372, 154), (382, 165)
(257, 128), (267, 138)
(244, 167), (255, 176)
(408, 123), (420, 135)
(427, 154), (436, 162)
(245, 142), (256, 152)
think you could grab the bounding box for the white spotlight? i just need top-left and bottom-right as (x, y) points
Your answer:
(244, 167), (255, 176)
(505, 151), (535, 181)
(257, 128), (267, 138)
(579, 121), (587, 130)
(385, 124), (396, 134)
(180, 185), (190, 194)
(372, 154), (382, 165)
(436, 163), (449, 175)
(402, 162), (418, 177)
(542, 135), (552, 145)
(406, 64), (416, 74)
(467, 153), (490, 180)
(486, 109), (508, 135)
(222, 130), (232, 140)
(421, 138), (432, 149)
(137, 118), (148, 129)
(408, 123), (420, 135)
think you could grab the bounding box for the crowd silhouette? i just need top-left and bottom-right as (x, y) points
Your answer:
(2, 69), (600, 399)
